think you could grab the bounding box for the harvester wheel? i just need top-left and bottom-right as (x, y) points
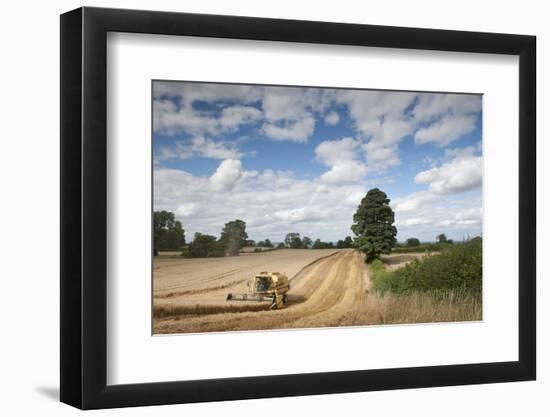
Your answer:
(270, 302), (278, 310)
(283, 294), (288, 304)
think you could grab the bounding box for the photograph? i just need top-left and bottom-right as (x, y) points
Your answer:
(152, 81), (483, 335)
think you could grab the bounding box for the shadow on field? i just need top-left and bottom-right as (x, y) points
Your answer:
(285, 294), (306, 305)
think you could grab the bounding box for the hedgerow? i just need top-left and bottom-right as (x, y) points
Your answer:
(371, 238), (482, 295)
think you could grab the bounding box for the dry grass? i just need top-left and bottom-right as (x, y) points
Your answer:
(361, 290), (482, 325)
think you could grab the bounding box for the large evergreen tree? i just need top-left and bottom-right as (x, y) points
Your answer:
(351, 188), (397, 262)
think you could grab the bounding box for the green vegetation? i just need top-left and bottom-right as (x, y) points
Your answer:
(219, 219), (248, 256)
(285, 232), (303, 248)
(436, 233), (454, 244)
(183, 233), (224, 258)
(282, 233), (353, 250)
(352, 188), (397, 262)
(436, 233), (447, 243)
(336, 236), (353, 249)
(370, 238), (482, 295)
(311, 239), (334, 249)
(392, 242), (453, 254)
(180, 218), (249, 258)
(256, 239), (274, 248)
(405, 237), (420, 247)
(302, 236), (313, 249)
(153, 211), (185, 256)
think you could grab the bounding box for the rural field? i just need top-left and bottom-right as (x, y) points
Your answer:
(153, 248), (481, 334)
(152, 82), (483, 335)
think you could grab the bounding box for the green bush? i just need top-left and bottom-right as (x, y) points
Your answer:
(371, 239), (482, 295)
(184, 233), (224, 258)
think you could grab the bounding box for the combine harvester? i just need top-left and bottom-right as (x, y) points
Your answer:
(226, 272), (290, 310)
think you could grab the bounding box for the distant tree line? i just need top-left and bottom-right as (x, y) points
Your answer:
(279, 233), (353, 250)
(154, 200), (460, 262)
(239, 232), (353, 250)
(184, 219), (248, 258)
(153, 212), (250, 258)
(393, 234), (456, 249)
(256, 239), (274, 248)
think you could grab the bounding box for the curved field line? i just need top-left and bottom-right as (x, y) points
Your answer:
(153, 251), (364, 333)
(154, 250), (341, 297)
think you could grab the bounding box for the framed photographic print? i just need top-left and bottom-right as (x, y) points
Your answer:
(60, 6), (536, 409)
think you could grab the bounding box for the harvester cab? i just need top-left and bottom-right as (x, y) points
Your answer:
(226, 272), (290, 309)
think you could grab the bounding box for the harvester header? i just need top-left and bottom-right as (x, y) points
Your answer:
(226, 272), (290, 309)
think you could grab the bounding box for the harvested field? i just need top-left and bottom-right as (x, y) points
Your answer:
(380, 252), (432, 271)
(153, 249), (481, 334)
(154, 249), (341, 307)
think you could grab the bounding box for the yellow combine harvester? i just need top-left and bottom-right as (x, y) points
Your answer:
(226, 272), (290, 309)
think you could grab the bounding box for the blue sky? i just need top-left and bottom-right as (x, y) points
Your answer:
(153, 81), (482, 243)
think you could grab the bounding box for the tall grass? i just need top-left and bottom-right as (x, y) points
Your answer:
(363, 290), (482, 324)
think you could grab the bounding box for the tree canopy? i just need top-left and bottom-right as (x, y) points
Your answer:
(436, 233), (448, 243)
(302, 236), (313, 249)
(351, 188), (397, 262)
(219, 219), (248, 256)
(186, 232), (223, 257)
(153, 211), (185, 256)
(257, 238), (274, 248)
(312, 239), (334, 249)
(344, 236), (353, 247)
(285, 232), (303, 249)
(337, 236), (354, 248)
(406, 237), (420, 247)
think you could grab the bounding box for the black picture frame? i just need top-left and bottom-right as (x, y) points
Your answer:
(60, 6), (536, 410)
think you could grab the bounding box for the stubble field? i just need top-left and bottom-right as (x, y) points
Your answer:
(153, 249), (480, 334)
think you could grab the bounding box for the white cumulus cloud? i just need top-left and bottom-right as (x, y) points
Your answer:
(210, 159), (243, 191)
(320, 160), (368, 185)
(315, 137), (368, 184)
(414, 147), (482, 194)
(414, 114), (477, 146)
